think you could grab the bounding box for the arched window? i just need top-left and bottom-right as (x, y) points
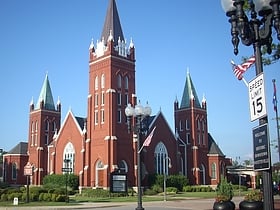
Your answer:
(211, 162), (217, 179)
(118, 160), (128, 173)
(12, 162), (17, 180)
(124, 76), (128, 90)
(63, 142), (75, 173)
(95, 76), (98, 90)
(101, 74), (105, 89)
(96, 160), (105, 187)
(154, 142), (170, 175)
(31, 121), (34, 146)
(117, 74), (122, 89)
(45, 120), (49, 131)
(52, 121), (56, 132)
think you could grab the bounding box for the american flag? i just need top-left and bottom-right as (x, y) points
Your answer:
(273, 79), (278, 112)
(231, 56), (256, 80)
(143, 126), (156, 147)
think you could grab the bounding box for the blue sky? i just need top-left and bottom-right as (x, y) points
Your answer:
(0, 0), (279, 164)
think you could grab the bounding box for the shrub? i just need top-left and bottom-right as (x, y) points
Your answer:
(215, 176), (234, 202)
(147, 174), (188, 192)
(166, 187), (178, 193)
(144, 189), (157, 195)
(1, 193), (8, 201)
(151, 184), (163, 193)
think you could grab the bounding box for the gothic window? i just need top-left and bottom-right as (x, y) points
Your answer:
(101, 91), (105, 106)
(197, 119), (200, 130)
(197, 133), (201, 145)
(31, 121), (34, 146)
(179, 120), (183, 131)
(186, 133), (190, 144)
(154, 142), (169, 175)
(124, 76), (128, 90)
(118, 160), (128, 173)
(95, 93), (99, 107)
(35, 121), (38, 132)
(95, 76), (99, 90)
(45, 120), (49, 131)
(124, 93), (128, 106)
(101, 109), (105, 124)
(94, 110), (98, 125)
(63, 142), (75, 173)
(117, 92), (121, 105)
(101, 74), (105, 89)
(96, 160), (105, 187)
(186, 119), (190, 130)
(202, 120), (205, 132)
(202, 133), (205, 145)
(117, 109), (121, 123)
(117, 74), (122, 89)
(35, 133), (38, 146)
(45, 134), (49, 145)
(211, 163), (217, 179)
(52, 121), (56, 132)
(12, 162), (17, 180)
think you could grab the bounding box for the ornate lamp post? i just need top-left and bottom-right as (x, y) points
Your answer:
(125, 101), (152, 210)
(63, 159), (71, 203)
(221, 1), (280, 209)
(163, 156), (172, 201)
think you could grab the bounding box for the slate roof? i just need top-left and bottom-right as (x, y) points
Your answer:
(75, 117), (86, 130)
(208, 133), (225, 157)
(35, 74), (55, 110)
(101, 0), (124, 45)
(7, 142), (28, 155)
(180, 72), (201, 109)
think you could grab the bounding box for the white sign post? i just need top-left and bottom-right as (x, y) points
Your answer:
(248, 73), (267, 121)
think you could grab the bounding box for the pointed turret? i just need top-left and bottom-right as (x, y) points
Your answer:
(180, 72), (201, 109)
(101, 0), (124, 46)
(35, 74), (55, 110)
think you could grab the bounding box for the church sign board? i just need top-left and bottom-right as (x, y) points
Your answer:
(253, 123), (270, 171)
(110, 170), (127, 193)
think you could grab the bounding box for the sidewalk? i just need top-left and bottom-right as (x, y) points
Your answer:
(1, 196), (280, 210)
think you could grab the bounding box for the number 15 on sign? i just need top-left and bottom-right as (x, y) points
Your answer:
(248, 73), (267, 122)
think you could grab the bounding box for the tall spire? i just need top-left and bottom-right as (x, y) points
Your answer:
(35, 74), (55, 110)
(180, 72), (201, 109)
(101, 0), (124, 45)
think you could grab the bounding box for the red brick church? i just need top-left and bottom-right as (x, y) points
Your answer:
(3, 0), (231, 188)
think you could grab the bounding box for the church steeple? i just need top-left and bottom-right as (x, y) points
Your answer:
(101, 0), (124, 45)
(35, 74), (56, 111)
(180, 72), (201, 109)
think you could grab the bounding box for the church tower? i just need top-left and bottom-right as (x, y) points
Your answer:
(28, 74), (61, 185)
(85, 0), (136, 187)
(174, 72), (208, 185)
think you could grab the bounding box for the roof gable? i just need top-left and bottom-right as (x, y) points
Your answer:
(208, 133), (225, 156)
(55, 110), (86, 140)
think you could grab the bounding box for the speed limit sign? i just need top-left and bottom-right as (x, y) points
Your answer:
(248, 73), (267, 121)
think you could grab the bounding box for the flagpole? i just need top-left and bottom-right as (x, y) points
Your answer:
(273, 79), (280, 161)
(275, 106), (280, 161)
(242, 78), (248, 87)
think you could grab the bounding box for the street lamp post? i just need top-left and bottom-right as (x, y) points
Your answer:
(63, 159), (71, 203)
(125, 101), (152, 210)
(163, 156), (172, 201)
(221, 1), (280, 210)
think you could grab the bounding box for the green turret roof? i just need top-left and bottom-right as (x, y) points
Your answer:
(101, 0), (124, 45)
(36, 74), (55, 110)
(180, 72), (201, 109)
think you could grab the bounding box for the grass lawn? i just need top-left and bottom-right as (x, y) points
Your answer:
(0, 190), (246, 207)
